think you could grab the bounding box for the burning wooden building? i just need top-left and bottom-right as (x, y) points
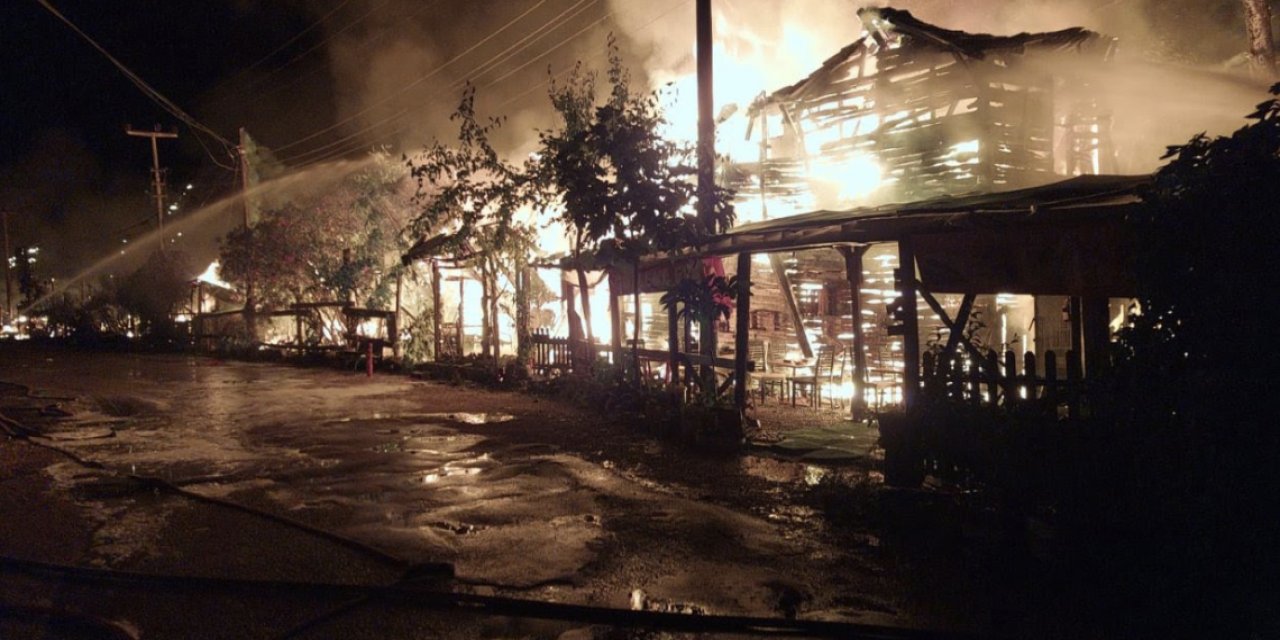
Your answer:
(609, 8), (1139, 415)
(730, 6), (1118, 220)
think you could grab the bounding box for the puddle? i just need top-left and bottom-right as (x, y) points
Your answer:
(41, 428), (116, 441)
(327, 412), (515, 426)
(443, 412), (514, 425)
(92, 395), (158, 417)
(419, 454), (496, 483)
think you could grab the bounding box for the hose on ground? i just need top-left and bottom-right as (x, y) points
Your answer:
(0, 553), (980, 640)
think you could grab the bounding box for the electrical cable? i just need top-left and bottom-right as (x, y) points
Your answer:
(206, 0), (399, 111)
(33, 0), (236, 160)
(488, 0), (691, 112)
(272, 0), (550, 153)
(232, 0), (356, 79)
(278, 107), (409, 164)
(449, 0), (599, 89)
(3, 377), (984, 639)
(282, 0), (598, 163)
(0, 553), (982, 639)
(223, 0), (445, 113)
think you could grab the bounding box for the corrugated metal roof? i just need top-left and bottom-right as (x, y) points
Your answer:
(726, 174), (1148, 238)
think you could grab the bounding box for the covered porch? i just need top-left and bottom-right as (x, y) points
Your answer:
(618, 174), (1145, 421)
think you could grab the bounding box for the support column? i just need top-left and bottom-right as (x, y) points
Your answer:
(392, 270), (403, 360)
(609, 275), (623, 366)
(899, 238), (921, 410)
(431, 260), (442, 360)
(734, 252), (752, 409)
(1081, 295), (1111, 377)
(668, 304), (679, 386)
(839, 245), (869, 419)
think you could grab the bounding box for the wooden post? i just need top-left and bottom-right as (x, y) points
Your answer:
(392, 270), (403, 360)
(609, 272), (623, 366)
(668, 303), (679, 386)
(480, 268), (492, 359)
(295, 308), (303, 348)
(431, 260), (442, 361)
(898, 238), (920, 410)
(1081, 296), (1111, 377)
(734, 252), (752, 409)
(456, 278), (465, 357)
(516, 266), (530, 364)
(1068, 296), (1083, 359)
(839, 245), (868, 419)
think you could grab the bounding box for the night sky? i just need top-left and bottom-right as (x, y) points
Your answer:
(0, 0), (1267, 279)
(0, 0), (624, 276)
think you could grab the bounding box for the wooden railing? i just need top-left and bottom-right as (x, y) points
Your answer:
(922, 349), (1087, 418)
(528, 331), (754, 401)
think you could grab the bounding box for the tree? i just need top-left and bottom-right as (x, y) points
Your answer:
(219, 151), (410, 311)
(116, 250), (195, 337)
(1242, 0), (1276, 75)
(1093, 83), (1280, 636)
(13, 245), (45, 308)
(532, 39), (735, 370)
(407, 85), (533, 360)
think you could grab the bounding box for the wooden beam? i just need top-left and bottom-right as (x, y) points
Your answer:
(769, 253), (813, 359)
(941, 293), (977, 359)
(734, 253), (752, 409)
(920, 288), (999, 378)
(899, 238), (921, 410)
(838, 245), (868, 419)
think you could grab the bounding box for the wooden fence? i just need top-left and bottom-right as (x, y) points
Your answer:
(527, 330), (753, 402)
(922, 348), (1087, 418)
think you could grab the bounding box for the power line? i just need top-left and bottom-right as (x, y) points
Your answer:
(206, 0), (399, 111)
(279, 107), (409, 164)
(220, 0), (444, 114)
(272, 0), (550, 154)
(232, 0), (355, 79)
(489, 0), (692, 112)
(281, 0), (597, 162)
(34, 0), (234, 148)
(452, 0), (600, 89)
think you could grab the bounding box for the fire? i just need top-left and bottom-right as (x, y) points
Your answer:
(197, 261), (234, 290)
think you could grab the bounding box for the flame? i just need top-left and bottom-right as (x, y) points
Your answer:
(197, 261), (234, 290)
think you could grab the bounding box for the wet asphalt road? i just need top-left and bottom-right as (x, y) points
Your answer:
(0, 345), (921, 638)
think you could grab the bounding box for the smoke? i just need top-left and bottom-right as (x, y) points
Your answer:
(302, 0), (1270, 174)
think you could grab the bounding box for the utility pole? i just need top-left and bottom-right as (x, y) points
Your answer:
(696, 0), (718, 383)
(2, 209), (12, 322)
(125, 124), (178, 248)
(696, 0), (714, 234)
(237, 127), (253, 229)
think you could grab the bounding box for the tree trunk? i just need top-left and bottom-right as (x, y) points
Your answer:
(480, 265), (492, 359)
(489, 266), (501, 360)
(1243, 0), (1276, 75)
(516, 266), (530, 363)
(577, 267), (594, 344)
(633, 260), (642, 384)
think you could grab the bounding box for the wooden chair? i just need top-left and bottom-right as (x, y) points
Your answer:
(747, 341), (787, 404)
(789, 345), (841, 408)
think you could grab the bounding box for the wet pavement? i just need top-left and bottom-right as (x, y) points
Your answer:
(0, 344), (939, 638)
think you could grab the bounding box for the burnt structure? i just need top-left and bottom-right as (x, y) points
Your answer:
(731, 7), (1117, 218)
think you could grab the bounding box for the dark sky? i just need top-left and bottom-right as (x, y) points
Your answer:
(0, 0), (621, 277)
(0, 0), (1270, 282)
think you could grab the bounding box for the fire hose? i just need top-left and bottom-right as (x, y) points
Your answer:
(0, 389), (988, 639)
